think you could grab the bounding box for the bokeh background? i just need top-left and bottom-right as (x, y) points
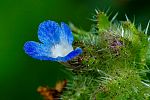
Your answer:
(0, 0), (150, 100)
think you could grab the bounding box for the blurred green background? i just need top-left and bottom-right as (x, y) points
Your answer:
(0, 0), (149, 100)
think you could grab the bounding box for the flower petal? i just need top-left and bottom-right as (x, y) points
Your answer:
(24, 41), (82, 62)
(24, 41), (52, 60)
(61, 22), (74, 44)
(24, 20), (82, 62)
(47, 47), (82, 62)
(62, 47), (82, 62)
(38, 20), (61, 45)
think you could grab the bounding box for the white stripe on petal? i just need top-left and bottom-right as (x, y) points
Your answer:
(50, 40), (73, 58)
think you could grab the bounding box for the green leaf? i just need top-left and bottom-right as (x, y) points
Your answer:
(97, 12), (110, 32)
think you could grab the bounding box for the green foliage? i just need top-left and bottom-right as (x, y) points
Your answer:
(61, 11), (150, 100)
(96, 68), (150, 100)
(97, 12), (110, 32)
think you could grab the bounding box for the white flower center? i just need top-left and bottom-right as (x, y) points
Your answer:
(50, 41), (73, 58)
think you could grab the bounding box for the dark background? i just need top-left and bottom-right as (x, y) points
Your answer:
(0, 0), (150, 100)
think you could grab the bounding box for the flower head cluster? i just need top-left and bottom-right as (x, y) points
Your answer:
(24, 20), (82, 62)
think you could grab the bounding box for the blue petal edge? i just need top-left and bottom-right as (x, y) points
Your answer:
(24, 41), (52, 60)
(38, 20), (61, 45)
(63, 47), (82, 62)
(61, 22), (74, 45)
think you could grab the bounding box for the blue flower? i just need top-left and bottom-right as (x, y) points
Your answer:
(24, 20), (82, 62)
